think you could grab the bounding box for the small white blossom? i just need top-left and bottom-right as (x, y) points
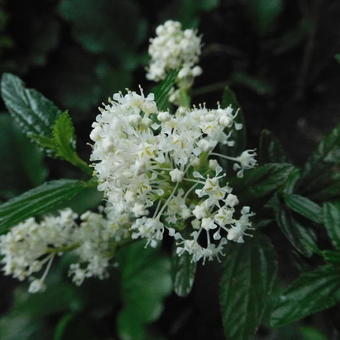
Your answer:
(147, 20), (202, 96)
(90, 88), (257, 263)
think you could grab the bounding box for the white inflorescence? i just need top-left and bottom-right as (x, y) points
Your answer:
(90, 89), (257, 263)
(0, 208), (126, 292)
(147, 20), (202, 89)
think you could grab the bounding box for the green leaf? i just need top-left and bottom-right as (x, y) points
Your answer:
(0, 114), (47, 199)
(0, 179), (88, 234)
(117, 241), (172, 340)
(299, 125), (340, 194)
(273, 200), (317, 257)
(323, 201), (340, 249)
(220, 234), (278, 340)
(321, 250), (340, 265)
(54, 313), (75, 340)
(172, 251), (197, 297)
(152, 69), (178, 111)
(335, 54), (340, 64)
(58, 0), (146, 64)
(282, 168), (301, 194)
(231, 163), (296, 202)
(245, 0), (284, 36)
(1, 73), (62, 139)
(259, 129), (288, 164)
(271, 265), (340, 327)
(283, 194), (322, 224)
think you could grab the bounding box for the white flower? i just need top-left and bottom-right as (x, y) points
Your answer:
(233, 150), (258, 178)
(90, 88), (257, 263)
(147, 20), (202, 89)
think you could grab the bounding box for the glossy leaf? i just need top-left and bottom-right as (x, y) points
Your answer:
(1, 73), (61, 139)
(299, 125), (340, 194)
(231, 163), (295, 202)
(284, 194), (322, 224)
(271, 265), (340, 327)
(117, 240), (172, 340)
(220, 234), (278, 340)
(0, 179), (88, 234)
(259, 129), (288, 164)
(0, 114), (47, 199)
(274, 203), (317, 257)
(152, 69), (178, 111)
(172, 251), (197, 297)
(323, 201), (340, 249)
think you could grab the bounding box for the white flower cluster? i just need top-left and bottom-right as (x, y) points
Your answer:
(90, 89), (257, 263)
(0, 208), (126, 292)
(147, 20), (202, 92)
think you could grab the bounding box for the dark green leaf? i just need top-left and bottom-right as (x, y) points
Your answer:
(0, 114), (47, 199)
(321, 250), (340, 264)
(274, 203), (317, 257)
(231, 163), (296, 202)
(220, 234), (278, 340)
(0, 179), (88, 234)
(1, 73), (61, 139)
(299, 125), (340, 193)
(335, 54), (340, 64)
(271, 265), (340, 327)
(284, 194), (322, 224)
(282, 168), (301, 194)
(245, 0), (284, 36)
(323, 201), (340, 249)
(259, 129), (288, 164)
(152, 69), (178, 111)
(172, 251), (197, 297)
(54, 313), (75, 340)
(117, 240), (172, 340)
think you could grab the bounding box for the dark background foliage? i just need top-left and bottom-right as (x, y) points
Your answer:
(0, 0), (339, 339)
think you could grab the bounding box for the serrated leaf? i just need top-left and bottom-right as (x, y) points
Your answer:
(282, 167), (301, 194)
(152, 69), (178, 111)
(0, 114), (47, 199)
(323, 201), (340, 249)
(117, 240), (172, 340)
(259, 129), (288, 164)
(284, 194), (322, 224)
(231, 163), (296, 202)
(273, 201), (317, 257)
(1, 73), (61, 139)
(52, 111), (76, 158)
(271, 265), (340, 327)
(172, 251), (197, 297)
(299, 125), (340, 194)
(0, 179), (87, 234)
(220, 234), (278, 340)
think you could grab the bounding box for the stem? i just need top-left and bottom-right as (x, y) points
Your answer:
(69, 154), (93, 177)
(178, 88), (191, 108)
(46, 243), (80, 254)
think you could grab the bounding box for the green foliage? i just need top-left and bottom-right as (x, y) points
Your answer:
(245, 0), (284, 36)
(323, 201), (340, 249)
(271, 265), (340, 327)
(0, 179), (88, 234)
(0, 114), (47, 199)
(172, 251), (197, 297)
(270, 196), (317, 257)
(259, 129), (288, 164)
(283, 194), (322, 224)
(231, 163), (296, 202)
(152, 69), (178, 111)
(117, 241), (172, 340)
(299, 125), (340, 196)
(58, 0), (146, 63)
(219, 234), (277, 340)
(1, 73), (61, 139)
